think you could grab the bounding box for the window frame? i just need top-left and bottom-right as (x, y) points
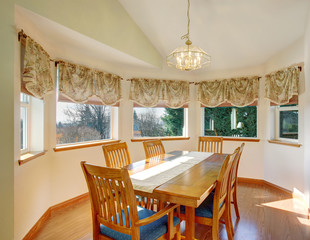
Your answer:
(132, 106), (188, 139)
(274, 105), (298, 142)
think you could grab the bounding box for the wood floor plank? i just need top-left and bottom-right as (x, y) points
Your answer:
(32, 183), (310, 240)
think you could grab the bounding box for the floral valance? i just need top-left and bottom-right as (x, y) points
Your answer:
(129, 78), (190, 108)
(198, 76), (259, 107)
(58, 61), (121, 105)
(22, 37), (54, 98)
(265, 65), (301, 105)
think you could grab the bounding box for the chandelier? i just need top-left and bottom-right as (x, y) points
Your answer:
(167, 0), (211, 71)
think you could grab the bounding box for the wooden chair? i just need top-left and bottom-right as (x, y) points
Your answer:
(102, 142), (162, 211)
(179, 148), (240, 240)
(102, 142), (131, 168)
(198, 136), (223, 154)
(230, 143), (245, 219)
(143, 140), (165, 159)
(81, 162), (181, 240)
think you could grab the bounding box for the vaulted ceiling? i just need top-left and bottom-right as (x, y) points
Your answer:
(119, 0), (309, 71)
(16, 0), (310, 77)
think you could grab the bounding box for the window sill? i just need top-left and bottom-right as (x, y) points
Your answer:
(54, 139), (121, 152)
(131, 137), (190, 142)
(268, 139), (301, 148)
(222, 137), (260, 142)
(19, 150), (47, 166)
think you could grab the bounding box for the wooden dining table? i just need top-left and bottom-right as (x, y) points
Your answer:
(124, 150), (227, 240)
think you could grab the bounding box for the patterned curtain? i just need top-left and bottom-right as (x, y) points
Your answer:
(94, 71), (121, 105)
(22, 37), (54, 98)
(58, 62), (94, 103)
(265, 66), (300, 105)
(129, 78), (189, 108)
(198, 76), (259, 107)
(58, 62), (121, 105)
(227, 77), (259, 107)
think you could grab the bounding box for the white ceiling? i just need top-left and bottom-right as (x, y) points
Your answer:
(118, 0), (310, 71)
(15, 0), (310, 77)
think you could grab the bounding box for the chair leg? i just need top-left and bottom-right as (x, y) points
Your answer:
(212, 220), (220, 240)
(224, 210), (233, 240)
(233, 188), (240, 218)
(228, 200), (235, 236)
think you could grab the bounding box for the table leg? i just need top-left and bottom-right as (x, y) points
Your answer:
(185, 206), (195, 240)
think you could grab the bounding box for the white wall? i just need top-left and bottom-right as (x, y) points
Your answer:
(304, 8), (310, 208)
(263, 38), (305, 193)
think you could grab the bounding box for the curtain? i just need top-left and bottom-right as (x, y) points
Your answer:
(94, 71), (121, 105)
(22, 37), (54, 98)
(58, 62), (94, 103)
(198, 76), (259, 107)
(58, 61), (121, 105)
(265, 66), (300, 105)
(129, 78), (189, 108)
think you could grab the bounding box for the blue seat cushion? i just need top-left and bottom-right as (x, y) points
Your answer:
(100, 205), (180, 240)
(180, 191), (223, 219)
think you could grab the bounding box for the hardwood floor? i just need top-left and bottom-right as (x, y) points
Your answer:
(33, 182), (310, 240)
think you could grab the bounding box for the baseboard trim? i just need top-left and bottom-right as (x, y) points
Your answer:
(23, 192), (89, 240)
(50, 192), (89, 212)
(237, 177), (265, 185)
(237, 177), (292, 196)
(22, 208), (51, 240)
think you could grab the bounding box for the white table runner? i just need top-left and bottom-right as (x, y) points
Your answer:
(130, 151), (213, 193)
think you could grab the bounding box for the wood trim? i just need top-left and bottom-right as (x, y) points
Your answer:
(268, 139), (301, 148)
(222, 137), (260, 142)
(50, 192), (89, 212)
(22, 193), (89, 240)
(54, 139), (121, 152)
(18, 150), (47, 166)
(237, 177), (292, 196)
(308, 208), (310, 220)
(131, 137), (190, 142)
(263, 180), (292, 196)
(237, 177), (264, 185)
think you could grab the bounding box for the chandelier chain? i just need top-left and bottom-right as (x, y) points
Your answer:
(181, 0), (190, 41)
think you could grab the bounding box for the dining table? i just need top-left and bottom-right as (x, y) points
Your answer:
(124, 150), (228, 240)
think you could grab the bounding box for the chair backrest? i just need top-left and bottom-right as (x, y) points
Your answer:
(213, 147), (240, 211)
(81, 161), (139, 239)
(231, 143), (245, 186)
(143, 140), (165, 159)
(198, 136), (223, 154)
(102, 142), (131, 168)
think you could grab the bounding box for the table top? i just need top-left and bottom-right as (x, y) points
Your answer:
(125, 151), (227, 207)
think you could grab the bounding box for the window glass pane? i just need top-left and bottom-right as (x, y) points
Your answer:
(133, 108), (184, 137)
(204, 106), (257, 137)
(20, 93), (29, 103)
(279, 110), (298, 139)
(56, 102), (112, 144)
(20, 107), (27, 150)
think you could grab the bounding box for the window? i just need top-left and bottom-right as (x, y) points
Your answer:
(133, 107), (186, 138)
(56, 102), (113, 145)
(20, 94), (29, 153)
(274, 105), (298, 140)
(202, 106), (257, 137)
(20, 93), (44, 154)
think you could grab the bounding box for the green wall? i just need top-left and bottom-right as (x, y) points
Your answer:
(0, 0), (14, 239)
(16, 0), (162, 68)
